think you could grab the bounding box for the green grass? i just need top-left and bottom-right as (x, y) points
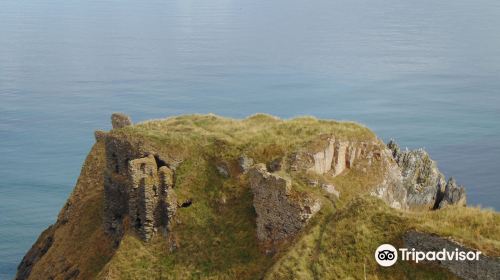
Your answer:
(116, 114), (376, 164)
(38, 114), (499, 280)
(265, 196), (458, 280)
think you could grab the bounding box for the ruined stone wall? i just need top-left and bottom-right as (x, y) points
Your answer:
(103, 138), (177, 241)
(102, 120), (177, 241)
(128, 156), (155, 239)
(248, 164), (321, 243)
(103, 135), (143, 238)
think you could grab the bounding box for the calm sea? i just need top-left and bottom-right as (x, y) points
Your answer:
(1, 0), (499, 278)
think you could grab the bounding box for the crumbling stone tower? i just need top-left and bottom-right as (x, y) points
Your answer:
(102, 114), (177, 242)
(128, 155), (176, 240)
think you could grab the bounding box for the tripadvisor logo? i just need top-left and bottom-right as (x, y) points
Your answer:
(374, 244), (482, 267)
(375, 244), (398, 267)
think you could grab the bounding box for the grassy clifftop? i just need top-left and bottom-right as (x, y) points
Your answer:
(18, 114), (500, 280)
(117, 113), (376, 163)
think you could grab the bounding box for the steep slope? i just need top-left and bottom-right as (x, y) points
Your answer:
(17, 114), (499, 280)
(17, 143), (114, 279)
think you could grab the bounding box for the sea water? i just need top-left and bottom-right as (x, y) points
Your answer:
(1, 0), (499, 277)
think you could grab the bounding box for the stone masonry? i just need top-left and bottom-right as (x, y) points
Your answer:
(248, 164), (321, 242)
(111, 113), (132, 129)
(103, 116), (176, 241)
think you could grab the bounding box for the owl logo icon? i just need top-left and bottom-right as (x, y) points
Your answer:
(375, 244), (398, 267)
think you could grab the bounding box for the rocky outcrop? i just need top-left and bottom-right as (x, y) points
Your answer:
(387, 140), (466, 209)
(331, 140), (350, 176)
(309, 138), (336, 174)
(111, 113), (132, 129)
(286, 137), (410, 209)
(389, 141), (445, 208)
(370, 148), (408, 209)
(16, 226), (55, 280)
(16, 114), (491, 280)
(307, 138), (356, 176)
(403, 230), (500, 280)
(295, 137), (410, 209)
(248, 164), (321, 242)
(292, 137), (381, 177)
(439, 178), (467, 208)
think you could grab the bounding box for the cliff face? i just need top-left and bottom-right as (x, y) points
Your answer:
(17, 114), (498, 280)
(16, 143), (115, 280)
(289, 136), (466, 211)
(297, 138), (378, 176)
(387, 140), (466, 209)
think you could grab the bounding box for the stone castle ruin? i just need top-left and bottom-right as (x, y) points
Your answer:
(101, 113), (177, 242)
(99, 113), (466, 244)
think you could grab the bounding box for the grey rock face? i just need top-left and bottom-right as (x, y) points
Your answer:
(307, 138), (353, 176)
(248, 164), (321, 242)
(439, 177), (466, 208)
(288, 136), (410, 209)
(404, 230), (500, 280)
(111, 113), (132, 129)
(371, 151), (408, 209)
(309, 138), (336, 174)
(390, 142), (442, 207)
(293, 137), (381, 177)
(386, 140), (466, 209)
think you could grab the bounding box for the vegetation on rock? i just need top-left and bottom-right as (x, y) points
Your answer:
(17, 114), (500, 280)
